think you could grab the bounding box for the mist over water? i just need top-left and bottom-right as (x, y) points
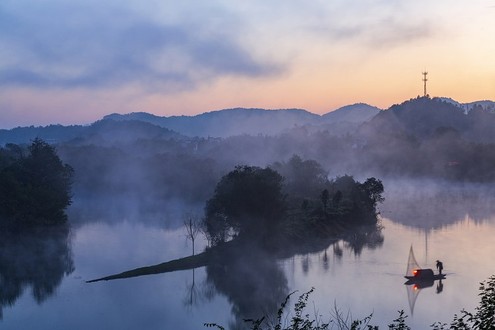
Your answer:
(380, 178), (495, 229)
(3, 98), (495, 328)
(2, 177), (495, 329)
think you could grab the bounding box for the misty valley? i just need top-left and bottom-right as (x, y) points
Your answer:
(2, 96), (495, 329)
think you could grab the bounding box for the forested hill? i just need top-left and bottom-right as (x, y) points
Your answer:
(360, 97), (495, 143)
(2, 97), (495, 146)
(2, 96), (495, 225)
(0, 104), (380, 144)
(0, 119), (184, 146)
(104, 98), (495, 141)
(104, 108), (319, 138)
(104, 104), (382, 138)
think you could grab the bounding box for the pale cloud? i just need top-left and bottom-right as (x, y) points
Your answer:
(295, 1), (438, 49)
(0, 0), (493, 128)
(0, 0), (284, 91)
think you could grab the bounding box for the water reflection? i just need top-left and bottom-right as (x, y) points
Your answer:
(436, 279), (444, 294)
(4, 181), (495, 329)
(204, 245), (288, 330)
(85, 223), (384, 329)
(381, 179), (495, 229)
(0, 225), (74, 319)
(201, 225), (383, 329)
(183, 268), (200, 309)
(405, 278), (445, 315)
(342, 224), (384, 256)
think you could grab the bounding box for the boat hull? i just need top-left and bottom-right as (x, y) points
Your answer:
(404, 268), (445, 286)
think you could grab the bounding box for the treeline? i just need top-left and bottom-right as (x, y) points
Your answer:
(51, 103), (495, 217)
(57, 140), (222, 204)
(3, 97), (484, 226)
(3, 98), (495, 203)
(0, 138), (73, 229)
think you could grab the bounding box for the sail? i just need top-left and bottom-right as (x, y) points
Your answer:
(405, 245), (421, 277)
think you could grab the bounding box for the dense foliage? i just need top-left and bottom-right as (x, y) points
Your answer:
(435, 275), (495, 330)
(204, 165), (286, 245)
(0, 138), (73, 228)
(203, 158), (384, 248)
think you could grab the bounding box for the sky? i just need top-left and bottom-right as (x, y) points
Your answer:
(1, 0), (494, 128)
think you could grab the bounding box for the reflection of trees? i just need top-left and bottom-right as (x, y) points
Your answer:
(183, 268), (201, 310)
(204, 244), (288, 330)
(0, 225), (74, 319)
(85, 223), (383, 329)
(201, 225), (383, 329)
(342, 224), (384, 256)
(381, 181), (495, 230)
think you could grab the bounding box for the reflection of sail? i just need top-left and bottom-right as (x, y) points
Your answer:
(405, 246), (421, 314)
(406, 283), (421, 315)
(405, 277), (435, 315)
(405, 245), (421, 278)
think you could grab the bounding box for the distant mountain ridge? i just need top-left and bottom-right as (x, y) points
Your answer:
(322, 103), (381, 123)
(1, 98), (495, 145)
(436, 97), (495, 114)
(0, 103), (381, 144)
(0, 119), (183, 146)
(104, 104), (382, 138)
(104, 108), (320, 138)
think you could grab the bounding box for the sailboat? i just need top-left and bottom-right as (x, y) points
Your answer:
(404, 245), (446, 314)
(404, 245), (445, 284)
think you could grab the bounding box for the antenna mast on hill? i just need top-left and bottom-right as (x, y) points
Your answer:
(422, 71), (428, 97)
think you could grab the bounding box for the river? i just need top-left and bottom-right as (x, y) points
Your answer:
(1, 179), (495, 329)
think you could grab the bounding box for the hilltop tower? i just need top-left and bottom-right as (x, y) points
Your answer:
(422, 71), (428, 97)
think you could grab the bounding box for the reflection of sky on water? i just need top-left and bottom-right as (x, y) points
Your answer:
(282, 216), (495, 329)
(379, 178), (495, 230)
(2, 209), (495, 329)
(1, 222), (229, 330)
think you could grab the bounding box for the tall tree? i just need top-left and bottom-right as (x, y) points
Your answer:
(0, 138), (73, 227)
(183, 213), (201, 255)
(272, 155), (328, 200)
(204, 165), (286, 245)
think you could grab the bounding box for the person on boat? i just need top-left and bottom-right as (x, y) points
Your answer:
(436, 260), (443, 275)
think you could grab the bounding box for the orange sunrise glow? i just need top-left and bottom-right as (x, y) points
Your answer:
(0, 0), (493, 128)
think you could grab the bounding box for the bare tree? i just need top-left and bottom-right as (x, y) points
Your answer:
(183, 213), (201, 255)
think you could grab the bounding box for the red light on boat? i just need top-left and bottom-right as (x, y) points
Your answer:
(413, 269), (418, 276)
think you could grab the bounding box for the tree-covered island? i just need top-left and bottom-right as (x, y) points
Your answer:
(88, 155), (384, 283)
(204, 155), (384, 251)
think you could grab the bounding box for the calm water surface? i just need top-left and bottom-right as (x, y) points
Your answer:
(2, 181), (495, 329)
